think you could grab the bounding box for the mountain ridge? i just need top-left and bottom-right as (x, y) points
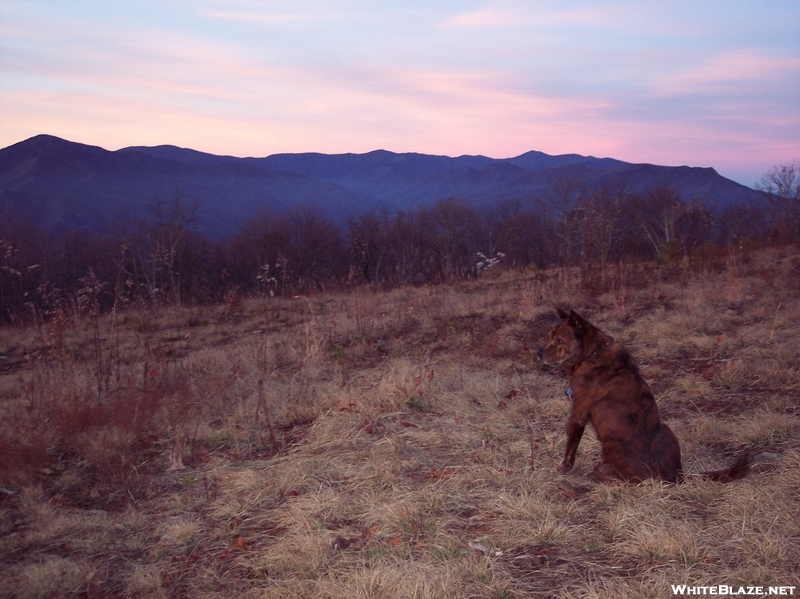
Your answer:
(0, 134), (763, 239)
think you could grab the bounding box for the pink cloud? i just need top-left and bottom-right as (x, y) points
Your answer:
(438, 3), (602, 30)
(199, 10), (324, 24)
(652, 49), (800, 94)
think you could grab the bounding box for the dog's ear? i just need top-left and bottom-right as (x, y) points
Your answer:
(567, 310), (590, 338)
(556, 306), (569, 320)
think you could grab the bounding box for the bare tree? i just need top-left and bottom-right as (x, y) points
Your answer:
(279, 205), (346, 293)
(674, 199), (713, 254)
(418, 198), (479, 280)
(577, 183), (626, 268)
(635, 185), (684, 260)
(129, 193), (200, 306)
(0, 214), (51, 324)
(717, 201), (769, 247)
(756, 160), (800, 241)
(551, 173), (586, 265)
(347, 210), (390, 285)
(225, 209), (288, 295)
(486, 199), (552, 269)
(386, 210), (421, 285)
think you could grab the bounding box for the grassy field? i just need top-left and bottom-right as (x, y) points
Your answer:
(1, 246), (799, 598)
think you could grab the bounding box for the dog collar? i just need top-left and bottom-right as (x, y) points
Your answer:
(566, 387), (573, 399)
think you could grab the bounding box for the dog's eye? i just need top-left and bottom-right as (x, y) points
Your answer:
(556, 339), (563, 345)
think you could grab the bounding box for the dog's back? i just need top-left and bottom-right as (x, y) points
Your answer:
(573, 340), (682, 482)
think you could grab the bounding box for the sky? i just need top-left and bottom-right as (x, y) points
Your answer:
(1, 1), (799, 187)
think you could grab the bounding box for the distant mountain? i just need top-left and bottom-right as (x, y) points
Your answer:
(0, 134), (764, 239)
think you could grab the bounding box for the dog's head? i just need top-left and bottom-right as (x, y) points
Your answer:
(537, 307), (597, 369)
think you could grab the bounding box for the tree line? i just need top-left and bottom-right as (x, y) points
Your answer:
(1, 163), (798, 326)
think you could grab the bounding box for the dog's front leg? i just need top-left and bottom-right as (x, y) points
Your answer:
(560, 420), (585, 473)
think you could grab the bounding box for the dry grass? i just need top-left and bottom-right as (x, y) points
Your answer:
(1, 246), (799, 598)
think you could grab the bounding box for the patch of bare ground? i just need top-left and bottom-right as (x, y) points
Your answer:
(1, 246), (799, 598)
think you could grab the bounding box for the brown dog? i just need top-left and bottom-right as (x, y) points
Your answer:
(538, 308), (749, 484)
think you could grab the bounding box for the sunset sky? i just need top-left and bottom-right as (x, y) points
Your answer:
(1, 0), (798, 187)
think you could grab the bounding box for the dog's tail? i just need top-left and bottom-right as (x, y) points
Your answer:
(700, 451), (751, 483)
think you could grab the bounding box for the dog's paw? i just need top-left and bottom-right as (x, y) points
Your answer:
(558, 460), (574, 474)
